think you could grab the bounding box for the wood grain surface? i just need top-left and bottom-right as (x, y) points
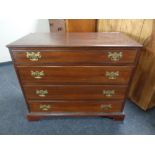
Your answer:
(65, 19), (97, 32)
(7, 32), (142, 48)
(28, 100), (123, 113)
(17, 66), (134, 85)
(98, 19), (153, 44)
(23, 85), (127, 100)
(128, 20), (155, 110)
(12, 48), (138, 65)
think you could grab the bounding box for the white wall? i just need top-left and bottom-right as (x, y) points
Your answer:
(0, 19), (50, 63)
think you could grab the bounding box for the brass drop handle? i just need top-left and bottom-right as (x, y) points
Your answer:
(31, 71), (45, 79)
(105, 71), (119, 79)
(103, 90), (115, 97)
(40, 104), (51, 111)
(26, 52), (41, 61)
(101, 104), (112, 110)
(108, 52), (123, 62)
(36, 90), (48, 97)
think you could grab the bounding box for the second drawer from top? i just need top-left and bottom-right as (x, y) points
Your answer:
(17, 66), (134, 85)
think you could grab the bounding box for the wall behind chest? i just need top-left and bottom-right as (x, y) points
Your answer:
(0, 19), (50, 63)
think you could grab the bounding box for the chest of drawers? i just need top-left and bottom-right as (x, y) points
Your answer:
(7, 32), (142, 121)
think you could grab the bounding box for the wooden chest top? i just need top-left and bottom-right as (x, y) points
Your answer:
(7, 32), (142, 48)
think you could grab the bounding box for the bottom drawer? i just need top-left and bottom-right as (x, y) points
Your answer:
(28, 100), (123, 113)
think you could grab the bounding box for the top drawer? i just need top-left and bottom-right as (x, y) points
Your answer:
(11, 48), (138, 65)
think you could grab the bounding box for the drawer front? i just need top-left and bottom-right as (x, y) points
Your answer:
(28, 100), (123, 113)
(17, 66), (133, 84)
(23, 85), (127, 100)
(12, 49), (138, 65)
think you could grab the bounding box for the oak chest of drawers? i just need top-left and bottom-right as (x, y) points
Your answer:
(7, 32), (142, 121)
